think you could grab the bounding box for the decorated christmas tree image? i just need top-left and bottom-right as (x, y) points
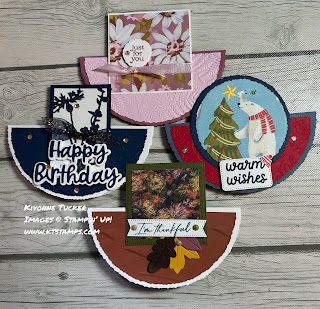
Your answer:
(204, 96), (242, 161)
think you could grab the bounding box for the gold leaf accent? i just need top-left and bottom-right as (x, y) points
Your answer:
(169, 245), (200, 274)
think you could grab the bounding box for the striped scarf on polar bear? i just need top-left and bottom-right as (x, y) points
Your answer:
(248, 109), (275, 134)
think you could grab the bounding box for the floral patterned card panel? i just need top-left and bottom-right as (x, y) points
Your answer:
(126, 162), (206, 245)
(108, 10), (192, 93)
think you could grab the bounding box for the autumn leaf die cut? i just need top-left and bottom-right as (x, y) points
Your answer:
(179, 237), (202, 251)
(147, 237), (201, 274)
(147, 237), (176, 273)
(170, 239), (200, 274)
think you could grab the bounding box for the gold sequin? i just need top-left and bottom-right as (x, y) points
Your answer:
(74, 187), (80, 193)
(123, 137), (129, 143)
(74, 103), (80, 108)
(27, 134), (33, 140)
(192, 224), (199, 231)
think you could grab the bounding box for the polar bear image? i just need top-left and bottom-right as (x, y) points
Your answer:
(235, 91), (276, 158)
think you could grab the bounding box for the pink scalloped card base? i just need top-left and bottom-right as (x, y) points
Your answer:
(80, 51), (225, 126)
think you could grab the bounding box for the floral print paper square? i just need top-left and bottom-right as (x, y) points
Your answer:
(126, 163), (206, 245)
(131, 168), (200, 219)
(108, 10), (192, 93)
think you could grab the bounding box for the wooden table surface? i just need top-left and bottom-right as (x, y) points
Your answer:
(1, 0), (320, 307)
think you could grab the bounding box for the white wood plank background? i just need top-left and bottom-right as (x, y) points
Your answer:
(1, 0), (320, 307)
(1, 251), (320, 308)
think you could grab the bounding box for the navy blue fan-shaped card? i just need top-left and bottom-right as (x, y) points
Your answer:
(8, 84), (154, 200)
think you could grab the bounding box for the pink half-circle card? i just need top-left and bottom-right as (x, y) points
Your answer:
(80, 51), (225, 126)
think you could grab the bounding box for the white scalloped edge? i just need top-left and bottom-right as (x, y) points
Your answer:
(87, 207), (241, 289)
(8, 125), (154, 200)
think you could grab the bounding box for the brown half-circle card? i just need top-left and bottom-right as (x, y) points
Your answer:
(88, 208), (240, 288)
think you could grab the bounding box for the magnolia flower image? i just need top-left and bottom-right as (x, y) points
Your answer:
(151, 24), (190, 64)
(109, 18), (143, 62)
(120, 82), (148, 93)
(144, 11), (186, 28)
